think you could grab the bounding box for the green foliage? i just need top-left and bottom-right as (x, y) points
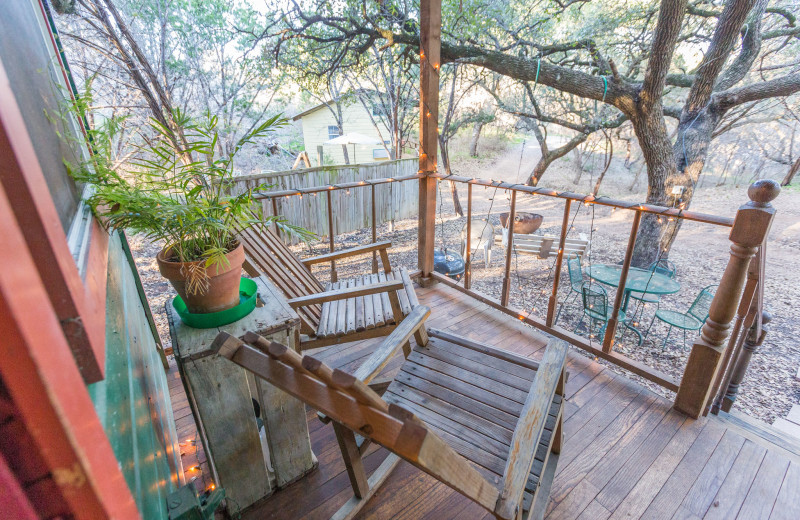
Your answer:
(68, 91), (313, 271)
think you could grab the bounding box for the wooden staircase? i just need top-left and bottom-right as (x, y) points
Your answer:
(714, 410), (800, 464)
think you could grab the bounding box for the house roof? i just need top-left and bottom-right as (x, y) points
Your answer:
(291, 101), (335, 121)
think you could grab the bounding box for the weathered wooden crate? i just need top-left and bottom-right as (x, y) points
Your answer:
(167, 276), (316, 514)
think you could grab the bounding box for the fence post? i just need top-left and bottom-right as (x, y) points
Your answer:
(674, 180), (779, 418)
(417, 0), (441, 282)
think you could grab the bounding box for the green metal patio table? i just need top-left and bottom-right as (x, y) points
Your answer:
(585, 264), (681, 344)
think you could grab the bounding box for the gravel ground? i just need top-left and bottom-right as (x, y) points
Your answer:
(128, 138), (800, 425)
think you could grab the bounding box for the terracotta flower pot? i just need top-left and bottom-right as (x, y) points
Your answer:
(157, 242), (245, 314)
(499, 212), (544, 234)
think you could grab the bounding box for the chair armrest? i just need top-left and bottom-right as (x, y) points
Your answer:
(287, 279), (404, 308)
(352, 305), (431, 384)
(495, 339), (568, 520)
(302, 241), (392, 266)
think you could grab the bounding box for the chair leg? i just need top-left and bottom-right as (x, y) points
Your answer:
(333, 422), (369, 498)
(662, 325), (673, 349)
(644, 309), (659, 339)
(554, 290), (576, 325)
(573, 314), (584, 333)
(597, 320), (606, 341)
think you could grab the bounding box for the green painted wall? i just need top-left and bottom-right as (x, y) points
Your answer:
(89, 233), (181, 519)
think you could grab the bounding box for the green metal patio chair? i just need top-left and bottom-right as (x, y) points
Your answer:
(574, 282), (626, 341)
(653, 284), (717, 348)
(555, 253), (584, 324)
(629, 259), (677, 335)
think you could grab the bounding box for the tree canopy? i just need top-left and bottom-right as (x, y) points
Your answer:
(259, 0), (800, 264)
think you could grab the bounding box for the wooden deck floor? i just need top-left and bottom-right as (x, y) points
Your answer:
(168, 282), (800, 520)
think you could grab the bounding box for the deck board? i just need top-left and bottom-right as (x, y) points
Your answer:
(165, 282), (799, 519)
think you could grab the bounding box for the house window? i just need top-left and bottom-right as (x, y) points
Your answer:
(371, 105), (381, 117)
(373, 148), (390, 160)
(328, 125), (340, 140)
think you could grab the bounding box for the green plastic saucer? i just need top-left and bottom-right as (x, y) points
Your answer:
(173, 278), (258, 329)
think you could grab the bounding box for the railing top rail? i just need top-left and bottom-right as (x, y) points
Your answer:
(430, 173), (734, 228)
(233, 158), (417, 182)
(251, 173), (424, 200)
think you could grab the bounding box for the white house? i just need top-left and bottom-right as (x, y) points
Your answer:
(292, 97), (393, 165)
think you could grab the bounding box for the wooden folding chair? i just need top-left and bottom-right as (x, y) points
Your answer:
(237, 221), (419, 349)
(213, 306), (568, 520)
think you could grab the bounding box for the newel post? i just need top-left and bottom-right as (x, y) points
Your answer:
(673, 180), (779, 418)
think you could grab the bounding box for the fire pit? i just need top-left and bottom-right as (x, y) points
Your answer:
(499, 212), (544, 234)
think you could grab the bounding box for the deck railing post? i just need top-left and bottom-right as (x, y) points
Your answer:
(271, 197), (281, 239)
(465, 183), (473, 289)
(674, 180), (779, 418)
(371, 183), (378, 272)
(501, 190), (517, 306)
(709, 247), (762, 414)
(326, 189), (337, 282)
(547, 200), (572, 327)
(720, 310), (771, 413)
(602, 209), (642, 352)
(417, 0), (440, 283)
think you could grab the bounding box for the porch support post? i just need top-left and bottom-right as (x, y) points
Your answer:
(674, 180), (779, 418)
(417, 0), (441, 282)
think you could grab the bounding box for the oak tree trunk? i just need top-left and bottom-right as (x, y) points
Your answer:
(781, 156), (800, 186)
(469, 121), (484, 157)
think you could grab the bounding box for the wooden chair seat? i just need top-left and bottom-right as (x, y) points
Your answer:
(237, 220), (421, 349)
(384, 331), (563, 509)
(316, 269), (417, 339)
(213, 310), (568, 520)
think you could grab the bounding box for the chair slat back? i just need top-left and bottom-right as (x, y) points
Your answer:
(568, 253), (584, 291)
(581, 282), (608, 318)
(212, 331), (500, 514)
(236, 221), (323, 331)
(689, 284), (717, 322)
(649, 258), (677, 279)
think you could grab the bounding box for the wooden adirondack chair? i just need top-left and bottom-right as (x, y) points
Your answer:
(237, 221), (419, 349)
(213, 306), (568, 520)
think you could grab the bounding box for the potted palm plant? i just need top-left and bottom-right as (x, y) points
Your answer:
(73, 109), (309, 314)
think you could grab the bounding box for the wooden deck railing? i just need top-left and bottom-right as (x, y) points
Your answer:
(251, 173), (423, 281)
(249, 168), (778, 418)
(234, 159), (419, 243)
(423, 174), (744, 393)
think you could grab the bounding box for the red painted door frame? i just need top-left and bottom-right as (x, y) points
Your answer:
(0, 171), (140, 518)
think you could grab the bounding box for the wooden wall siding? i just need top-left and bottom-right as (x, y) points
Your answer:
(296, 101), (393, 165)
(88, 232), (182, 517)
(230, 159), (419, 243)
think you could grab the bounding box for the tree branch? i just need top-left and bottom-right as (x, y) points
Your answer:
(685, 0), (757, 112)
(715, 74), (800, 109)
(641, 0), (689, 108)
(715, 0), (768, 91)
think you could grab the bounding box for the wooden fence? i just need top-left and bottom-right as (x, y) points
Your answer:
(230, 159), (419, 242)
